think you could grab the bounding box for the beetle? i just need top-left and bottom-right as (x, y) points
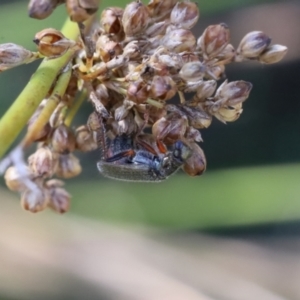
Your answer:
(89, 109), (191, 182)
(97, 134), (191, 182)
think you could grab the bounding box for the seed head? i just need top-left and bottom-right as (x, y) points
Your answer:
(236, 31), (271, 61)
(170, 1), (199, 30)
(21, 188), (48, 213)
(28, 0), (65, 20)
(198, 23), (230, 60)
(4, 166), (33, 192)
(34, 28), (77, 58)
(0, 43), (37, 71)
(75, 125), (98, 152)
(122, 1), (151, 37)
(46, 179), (70, 213)
(258, 44), (288, 64)
(51, 124), (76, 154)
(183, 142), (206, 176)
(56, 153), (82, 178)
(28, 146), (58, 177)
(66, 0), (99, 23)
(100, 7), (124, 35)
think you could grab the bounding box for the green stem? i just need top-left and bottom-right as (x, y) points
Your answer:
(0, 19), (78, 159)
(65, 90), (87, 127)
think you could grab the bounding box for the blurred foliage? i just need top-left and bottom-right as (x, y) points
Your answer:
(0, 0), (299, 229)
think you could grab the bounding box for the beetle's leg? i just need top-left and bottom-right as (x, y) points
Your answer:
(136, 139), (157, 155)
(105, 149), (135, 162)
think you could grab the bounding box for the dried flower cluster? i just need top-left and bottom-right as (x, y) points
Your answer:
(1, 0), (287, 213)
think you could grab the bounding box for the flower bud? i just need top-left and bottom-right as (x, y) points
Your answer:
(236, 31), (271, 60)
(4, 166), (32, 192)
(51, 124), (76, 154)
(179, 61), (206, 82)
(170, 1), (199, 29)
(183, 142), (206, 176)
(66, 0), (99, 23)
(0, 43), (38, 71)
(28, 0), (65, 20)
(101, 7), (124, 35)
(163, 28), (196, 52)
(127, 80), (150, 104)
(197, 23), (230, 60)
(258, 44), (288, 64)
(46, 179), (70, 213)
(34, 28), (76, 58)
(56, 153), (82, 178)
(122, 1), (151, 37)
(216, 80), (252, 106)
(28, 146), (58, 177)
(21, 188), (48, 213)
(150, 76), (177, 101)
(75, 125), (97, 152)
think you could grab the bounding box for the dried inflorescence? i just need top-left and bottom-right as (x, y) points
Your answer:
(1, 0), (288, 213)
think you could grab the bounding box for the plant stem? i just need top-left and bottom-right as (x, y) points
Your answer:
(0, 19), (78, 159)
(22, 64), (72, 147)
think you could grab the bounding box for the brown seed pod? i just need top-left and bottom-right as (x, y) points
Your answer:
(75, 125), (97, 152)
(28, 0), (65, 20)
(46, 179), (70, 213)
(34, 28), (77, 58)
(56, 153), (82, 178)
(66, 0), (99, 22)
(51, 124), (76, 154)
(183, 142), (206, 176)
(100, 7), (124, 35)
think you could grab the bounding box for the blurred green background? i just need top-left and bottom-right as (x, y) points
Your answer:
(0, 0), (300, 229)
(1, 1), (300, 300)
